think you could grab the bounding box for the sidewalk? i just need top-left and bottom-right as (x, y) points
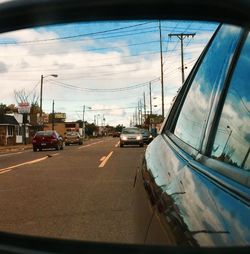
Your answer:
(0, 144), (32, 153)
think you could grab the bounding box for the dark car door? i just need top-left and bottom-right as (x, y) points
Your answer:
(137, 24), (250, 246)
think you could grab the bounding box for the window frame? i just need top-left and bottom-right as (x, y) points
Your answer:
(162, 23), (223, 156)
(198, 29), (250, 188)
(7, 125), (14, 137)
(162, 25), (250, 190)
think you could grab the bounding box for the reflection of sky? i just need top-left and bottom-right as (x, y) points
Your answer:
(212, 33), (250, 170)
(172, 166), (250, 246)
(174, 24), (242, 150)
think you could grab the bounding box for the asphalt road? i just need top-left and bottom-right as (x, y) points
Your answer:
(0, 137), (146, 244)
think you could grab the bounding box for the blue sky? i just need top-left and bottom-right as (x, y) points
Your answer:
(0, 20), (218, 126)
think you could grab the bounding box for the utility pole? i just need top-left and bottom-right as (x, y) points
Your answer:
(52, 100), (55, 131)
(102, 114), (105, 127)
(40, 75), (44, 119)
(39, 74), (58, 129)
(149, 82), (152, 115)
(140, 99), (143, 126)
(138, 101), (140, 126)
(159, 20), (164, 118)
(135, 108), (138, 126)
(168, 32), (196, 84)
(143, 92), (146, 125)
(82, 105), (85, 137)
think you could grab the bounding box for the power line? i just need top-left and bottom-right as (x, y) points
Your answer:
(0, 39), (159, 58)
(47, 78), (160, 93)
(0, 21), (154, 45)
(0, 28), (158, 47)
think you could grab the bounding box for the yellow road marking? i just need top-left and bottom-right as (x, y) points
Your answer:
(98, 151), (113, 168)
(100, 156), (106, 162)
(78, 140), (103, 149)
(115, 141), (120, 147)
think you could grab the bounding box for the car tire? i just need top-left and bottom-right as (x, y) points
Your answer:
(33, 147), (37, 152)
(56, 144), (60, 150)
(120, 143), (124, 148)
(60, 144), (63, 150)
(139, 143), (143, 147)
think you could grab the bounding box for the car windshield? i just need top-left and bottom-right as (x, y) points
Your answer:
(66, 132), (78, 136)
(35, 131), (54, 136)
(122, 128), (140, 134)
(0, 17), (228, 247)
(141, 130), (150, 135)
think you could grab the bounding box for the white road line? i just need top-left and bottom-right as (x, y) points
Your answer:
(0, 169), (11, 175)
(0, 156), (48, 174)
(51, 153), (59, 156)
(115, 141), (120, 147)
(98, 151), (113, 168)
(0, 153), (59, 175)
(78, 140), (104, 149)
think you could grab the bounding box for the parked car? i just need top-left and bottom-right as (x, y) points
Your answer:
(112, 131), (121, 137)
(65, 131), (83, 145)
(120, 127), (143, 147)
(32, 130), (64, 151)
(136, 23), (250, 246)
(140, 129), (153, 144)
(1, 0), (250, 253)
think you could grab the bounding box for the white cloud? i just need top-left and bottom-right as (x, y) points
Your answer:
(0, 22), (215, 126)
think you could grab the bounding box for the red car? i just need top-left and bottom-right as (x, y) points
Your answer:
(32, 130), (64, 152)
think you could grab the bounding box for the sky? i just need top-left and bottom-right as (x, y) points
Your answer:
(0, 20), (218, 127)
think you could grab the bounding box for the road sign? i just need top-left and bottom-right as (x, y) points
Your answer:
(18, 102), (30, 114)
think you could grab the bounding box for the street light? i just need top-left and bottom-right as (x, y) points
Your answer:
(222, 125), (232, 156)
(40, 74), (58, 122)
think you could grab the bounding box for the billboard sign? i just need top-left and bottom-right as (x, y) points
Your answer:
(18, 102), (31, 114)
(54, 113), (66, 119)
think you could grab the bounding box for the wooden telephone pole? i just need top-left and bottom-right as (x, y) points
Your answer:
(168, 33), (195, 83)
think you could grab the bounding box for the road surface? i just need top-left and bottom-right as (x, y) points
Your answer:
(0, 137), (146, 244)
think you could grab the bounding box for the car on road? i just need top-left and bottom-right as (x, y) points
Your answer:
(112, 131), (121, 137)
(65, 131), (83, 146)
(32, 131), (64, 152)
(140, 129), (153, 144)
(136, 23), (250, 246)
(1, 0), (250, 253)
(120, 127), (143, 147)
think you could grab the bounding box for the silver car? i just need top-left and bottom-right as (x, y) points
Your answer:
(120, 128), (143, 147)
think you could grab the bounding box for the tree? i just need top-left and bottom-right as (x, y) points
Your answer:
(0, 103), (6, 115)
(85, 122), (98, 136)
(115, 124), (124, 132)
(0, 103), (18, 115)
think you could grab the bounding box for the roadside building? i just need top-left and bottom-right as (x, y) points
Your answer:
(7, 113), (30, 144)
(44, 122), (80, 137)
(0, 115), (19, 145)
